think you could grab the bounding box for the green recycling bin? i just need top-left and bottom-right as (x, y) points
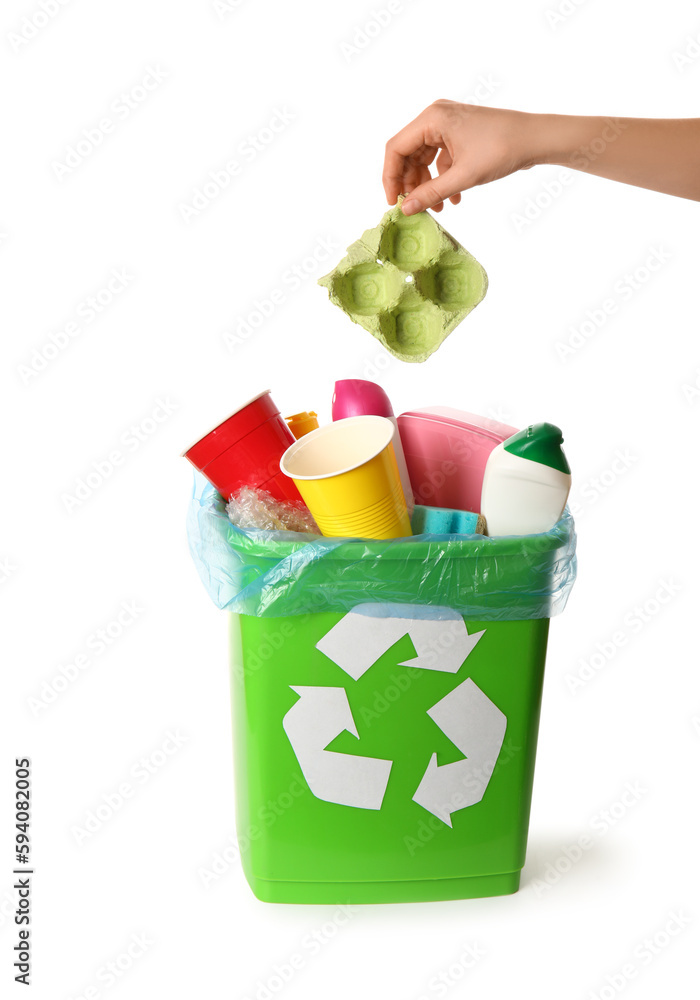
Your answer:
(188, 480), (577, 904)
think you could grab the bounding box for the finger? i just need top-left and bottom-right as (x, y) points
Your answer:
(436, 147), (453, 174)
(449, 193), (461, 205)
(384, 150), (435, 205)
(400, 162), (432, 198)
(433, 150), (451, 212)
(383, 113), (442, 203)
(400, 167), (462, 215)
(416, 163), (433, 192)
(384, 148), (439, 204)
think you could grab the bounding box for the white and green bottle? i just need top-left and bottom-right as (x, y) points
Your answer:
(481, 422), (571, 536)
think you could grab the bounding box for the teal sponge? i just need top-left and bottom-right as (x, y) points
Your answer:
(411, 505), (486, 535)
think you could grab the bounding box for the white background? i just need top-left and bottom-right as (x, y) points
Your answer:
(2, 0), (700, 997)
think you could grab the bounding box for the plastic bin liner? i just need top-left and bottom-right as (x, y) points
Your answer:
(186, 475), (577, 621)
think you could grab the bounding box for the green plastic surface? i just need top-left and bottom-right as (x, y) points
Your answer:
(229, 611), (550, 904)
(318, 198), (488, 363)
(503, 422), (571, 474)
(247, 871), (520, 904)
(188, 477), (577, 621)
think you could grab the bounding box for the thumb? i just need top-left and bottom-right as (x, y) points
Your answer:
(401, 169), (463, 215)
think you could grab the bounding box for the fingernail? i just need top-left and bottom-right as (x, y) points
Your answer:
(401, 199), (420, 215)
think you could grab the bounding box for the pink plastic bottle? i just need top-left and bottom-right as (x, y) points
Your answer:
(332, 380), (414, 515)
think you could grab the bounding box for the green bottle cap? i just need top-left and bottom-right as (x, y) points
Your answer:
(503, 422), (571, 474)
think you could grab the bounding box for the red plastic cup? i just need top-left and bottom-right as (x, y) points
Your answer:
(182, 390), (303, 504)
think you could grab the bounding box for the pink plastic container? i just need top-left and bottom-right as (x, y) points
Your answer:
(182, 390), (303, 504)
(397, 407), (518, 512)
(332, 379), (394, 421)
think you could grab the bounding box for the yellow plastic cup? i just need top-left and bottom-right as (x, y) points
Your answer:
(279, 415), (412, 539)
(285, 411), (319, 439)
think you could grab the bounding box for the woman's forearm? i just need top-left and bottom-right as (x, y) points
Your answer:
(384, 102), (700, 213)
(533, 114), (700, 201)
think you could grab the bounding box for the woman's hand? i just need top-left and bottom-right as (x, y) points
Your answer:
(383, 100), (543, 215)
(383, 101), (700, 212)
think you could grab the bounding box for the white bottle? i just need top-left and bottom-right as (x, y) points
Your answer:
(481, 423), (571, 536)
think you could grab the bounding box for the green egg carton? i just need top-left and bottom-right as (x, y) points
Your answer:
(319, 196), (488, 363)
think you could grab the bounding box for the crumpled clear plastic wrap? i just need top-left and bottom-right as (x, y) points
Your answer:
(226, 486), (319, 534)
(186, 475), (577, 621)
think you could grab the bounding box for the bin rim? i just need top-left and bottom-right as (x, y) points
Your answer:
(196, 478), (575, 560)
(188, 476), (577, 620)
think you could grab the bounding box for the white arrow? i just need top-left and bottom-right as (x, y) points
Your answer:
(315, 603), (484, 679)
(398, 618), (485, 673)
(282, 686), (392, 810)
(413, 678), (507, 827)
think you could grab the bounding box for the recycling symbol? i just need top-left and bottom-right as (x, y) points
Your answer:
(282, 603), (507, 827)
